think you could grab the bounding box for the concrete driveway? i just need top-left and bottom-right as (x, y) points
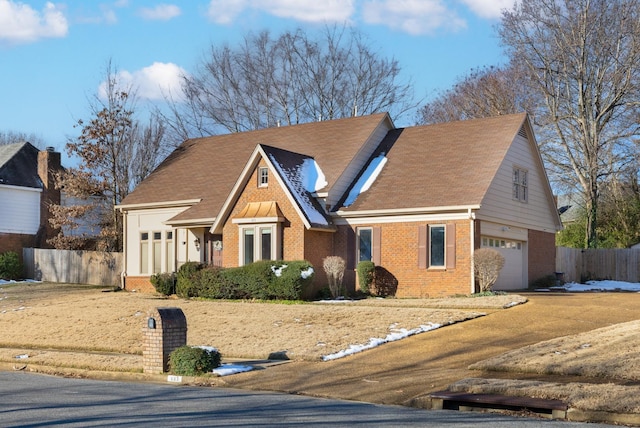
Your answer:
(221, 292), (640, 406)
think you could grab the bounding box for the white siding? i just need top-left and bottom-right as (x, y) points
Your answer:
(0, 185), (41, 234)
(478, 133), (559, 232)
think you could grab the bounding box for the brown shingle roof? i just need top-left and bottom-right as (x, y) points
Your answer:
(120, 113), (390, 221)
(339, 113), (528, 212)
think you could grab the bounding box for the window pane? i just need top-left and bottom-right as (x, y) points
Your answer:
(430, 226), (445, 267)
(166, 240), (173, 272)
(358, 228), (372, 262)
(243, 229), (254, 265)
(260, 227), (271, 260)
(153, 241), (161, 274)
(140, 242), (149, 274)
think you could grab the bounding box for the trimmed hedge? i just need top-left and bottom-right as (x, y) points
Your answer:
(169, 346), (221, 376)
(172, 260), (314, 300)
(356, 261), (375, 294)
(0, 251), (22, 280)
(150, 272), (176, 296)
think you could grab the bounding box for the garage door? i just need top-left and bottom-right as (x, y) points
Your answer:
(481, 237), (524, 290)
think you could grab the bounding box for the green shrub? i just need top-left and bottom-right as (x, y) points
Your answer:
(169, 346), (221, 376)
(176, 262), (203, 298)
(356, 261), (375, 294)
(149, 272), (176, 296)
(193, 266), (233, 299)
(0, 251), (23, 280)
(268, 260), (314, 300)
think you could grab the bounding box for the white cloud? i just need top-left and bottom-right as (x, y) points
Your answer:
(0, 0), (68, 44)
(362, 0), (465, 35)
(99, 62), (187, 101)
(459, 0), (516, 19)
(138, 4), (181, 21)
(207, 0), (354, 24)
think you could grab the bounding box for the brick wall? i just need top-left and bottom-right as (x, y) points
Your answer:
(0, 233), (35, 263)
(334, 219), (473, 298)
(222, 161), (309, 266)
(124, 276), (155, 293)
(142, 307), (187, 374)
(528, 229), (556, 285)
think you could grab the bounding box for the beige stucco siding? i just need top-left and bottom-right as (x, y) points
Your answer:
(124, 207), (192, 276)
(477, 134), (558, 232)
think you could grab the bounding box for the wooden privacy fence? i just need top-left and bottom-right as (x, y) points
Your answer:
(556, 246), (640, 283)
(23, 248), (122, 286)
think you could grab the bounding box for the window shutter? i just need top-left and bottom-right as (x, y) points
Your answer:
(446, 223), (456, 269)
(418, 225), (427, 269)
(372, 226), (381, 265)
(346, 228), (355, 270)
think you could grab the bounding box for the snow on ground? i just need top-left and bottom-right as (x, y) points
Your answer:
(552, 280), (640, 292)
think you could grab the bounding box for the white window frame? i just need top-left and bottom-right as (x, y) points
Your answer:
(140, 232), (149, 274)
(258, 167), (269, 187)
(239, 224), (280, 265)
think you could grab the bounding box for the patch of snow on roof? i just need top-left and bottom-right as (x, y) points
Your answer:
(301, 159), (327, 192)
(343, 154), (387, 207)
(269, 154), (329, 226)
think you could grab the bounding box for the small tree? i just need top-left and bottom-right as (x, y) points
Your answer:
(323, 256), (346, 298)
(473, 248), (505, 292)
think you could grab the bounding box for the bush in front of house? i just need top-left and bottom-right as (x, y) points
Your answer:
(176, 262), (203, 298)
(473, 248), (505, 292)
(268, 260), (314, 300)
(169, 345), (221, 376)
(356, 260), (375, 295)
(194, 265), (235, 299)
(323, 256), (345, 298)
(150, 272), (176, 296)
(220, 260), (314, 300)
(0, 251), (23, 280)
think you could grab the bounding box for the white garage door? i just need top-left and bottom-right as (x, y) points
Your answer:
(481, 237), (525, 290)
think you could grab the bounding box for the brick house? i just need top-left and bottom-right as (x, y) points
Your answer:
(117, 113), (561, 297)
(0, 143), (61, 256)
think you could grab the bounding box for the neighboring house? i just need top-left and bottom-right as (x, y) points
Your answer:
(0, 143), (62, 255)
(117, 113), (562, 297)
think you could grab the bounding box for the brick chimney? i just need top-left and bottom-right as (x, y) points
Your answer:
(37, 147), (62, 247)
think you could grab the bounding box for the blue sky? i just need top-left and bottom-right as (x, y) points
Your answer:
(0, 0), (514, 164)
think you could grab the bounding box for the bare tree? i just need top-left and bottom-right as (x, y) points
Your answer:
(0, 131), (46, 148)
(162, 26), (416, 141)
(417, 63), (537, 124)
(499, 0), (640, 248)
(48, 61), (166, 251)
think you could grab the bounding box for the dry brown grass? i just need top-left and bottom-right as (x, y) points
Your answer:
(0, 282), (519, 368)
(449, 378), (640, 414)
(469, 320), (640, 381)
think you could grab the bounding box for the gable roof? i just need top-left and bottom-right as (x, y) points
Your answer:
(0, 142), (42, 189)
(119, 113), (392, 223)
(337, 113), (529, 213)
(210, 144), (333, 233)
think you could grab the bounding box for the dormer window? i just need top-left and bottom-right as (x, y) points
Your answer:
(258, 167), (269, 187)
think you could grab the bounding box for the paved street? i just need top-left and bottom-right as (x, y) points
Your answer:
(0, 372), (612, 427)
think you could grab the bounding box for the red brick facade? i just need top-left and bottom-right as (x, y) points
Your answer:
(528, 229), (557, 285)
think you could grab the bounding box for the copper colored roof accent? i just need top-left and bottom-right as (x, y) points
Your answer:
(234, 201), (284, 220)
(120, 114), (390, 222)
(339, 113), (528, 212)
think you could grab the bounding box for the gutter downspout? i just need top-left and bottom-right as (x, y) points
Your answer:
(120, 209), (127, 289)
(469, 208), (475, 294)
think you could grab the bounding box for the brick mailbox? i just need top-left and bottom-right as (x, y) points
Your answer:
(143, 307), (187, 374)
